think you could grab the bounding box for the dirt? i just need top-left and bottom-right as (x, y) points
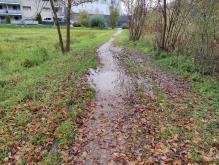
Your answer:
(117, 48), (191, 99)
(70, 31), (218, 164)
(71, 30), (135, 164)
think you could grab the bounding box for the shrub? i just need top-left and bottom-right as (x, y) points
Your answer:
(22, 59), (34, 68)
(77, 11), (90, 27)
(36, 13), (42, 24)
(73, 21), (81, 27)
(6, 16), (11, 24)
(0, 80), (7, 88)
(122, 23), (128, 29)
(89, 15), (105, 29)
(108, 7), (120, 29)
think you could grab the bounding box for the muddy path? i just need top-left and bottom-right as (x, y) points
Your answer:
(69, 31), (218, 164)
(71, 30), (135, 164)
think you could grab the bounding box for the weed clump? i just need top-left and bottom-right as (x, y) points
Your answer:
(22, 47), (49, 68)
(0, 80), (7, 88)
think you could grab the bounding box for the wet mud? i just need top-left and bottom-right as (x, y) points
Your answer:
(71, 30), (134, 165)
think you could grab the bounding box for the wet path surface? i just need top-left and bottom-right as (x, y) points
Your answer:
(71, 30), (134, 165)
(70, 31), (207, 164)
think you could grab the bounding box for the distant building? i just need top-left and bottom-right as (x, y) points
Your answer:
(21, 0), (65, 23)
(73, 0), (127, 27)
(73, 0), (122, 15)
(0, 0), (22, 24)
(0, 0), (64, 24)
(0, 0), (127, 26)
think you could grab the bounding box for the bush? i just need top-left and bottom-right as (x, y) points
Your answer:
(89, 15), (105, 29)
(108, 7), (120, 29)
(36, 13), (42, 24)
(22, 59), (34, 68)
(73, 21), (81, 27)
(6, 16), (11, 24)
(122, 23), (128, 29)
(77, 11), (90, 27)
(0, 80), (7, 88)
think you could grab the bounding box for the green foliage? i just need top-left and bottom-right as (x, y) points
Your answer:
(108, 6), (120, 29)
(77, 11), (90, 27)
(5, 16), (11, 24)
(89, 15), (105, 29)
(122, 23), (128, 29)
(73, 21), (81, 27)
(0, 80), (7, 88)
(156, 53), (204, 74)
(36, 13), (42, 24)
(55, 119), (75, 145)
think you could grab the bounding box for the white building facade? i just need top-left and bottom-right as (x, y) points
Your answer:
(0, 0), (64, 24)
(21, 0), (65, 22)
(0, 0), (22, 24)
(73, 0), (127, 27)
(73, 0), (122, 15)
(0, 0), (126, 25)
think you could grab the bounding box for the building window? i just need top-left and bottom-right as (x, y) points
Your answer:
(55, 7), (59, 12)
(43, 7), (50, 11)
(14, 16), (20, 20)
(13, 6), (18, 10)
(111, 0), (115, 5)
(0, 5), (3, 10)
(23, 6), (31, 11)
(44, 18), (52, 21)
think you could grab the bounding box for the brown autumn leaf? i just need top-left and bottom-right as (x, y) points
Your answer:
(173, 160), (182, 165)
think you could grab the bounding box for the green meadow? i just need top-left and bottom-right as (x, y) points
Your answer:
(0, 25), (114, 163)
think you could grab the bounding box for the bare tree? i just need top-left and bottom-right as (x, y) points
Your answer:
(123, 0), (149, 41)
(50, 0), (65, 53)
(155, 0), (193, 51)
(50, 0), (95, 53)
(189, 0), (219, 74)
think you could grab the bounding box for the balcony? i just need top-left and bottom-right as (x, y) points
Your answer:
(7, 9), (21, 15)
(0, 9), (6, 14)
(0, 9), (21, 15)
(0, 0), (20, 5)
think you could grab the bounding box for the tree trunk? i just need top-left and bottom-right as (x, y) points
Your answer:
(161, 0), (167, 50)
(66, 0), (72, 52)
(49, 0), (65, 53)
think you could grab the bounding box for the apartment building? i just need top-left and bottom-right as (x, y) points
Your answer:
(0, 0), (22, 24)
(0, 0), (126, 25)
(21, 0), (65, 22)
(0, 0), (64, 24)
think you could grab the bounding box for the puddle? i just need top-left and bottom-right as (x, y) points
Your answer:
(88, 31), (133, 98)
(72, 30), (134, 164)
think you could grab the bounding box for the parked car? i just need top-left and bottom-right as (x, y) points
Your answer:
(43, 17), (53, 23)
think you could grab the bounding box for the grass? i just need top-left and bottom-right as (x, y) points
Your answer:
(116, 30), (219, 163)
(0, 25), (115, 163)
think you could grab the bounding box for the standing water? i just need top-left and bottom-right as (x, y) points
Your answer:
(72, 30), (134, 164)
